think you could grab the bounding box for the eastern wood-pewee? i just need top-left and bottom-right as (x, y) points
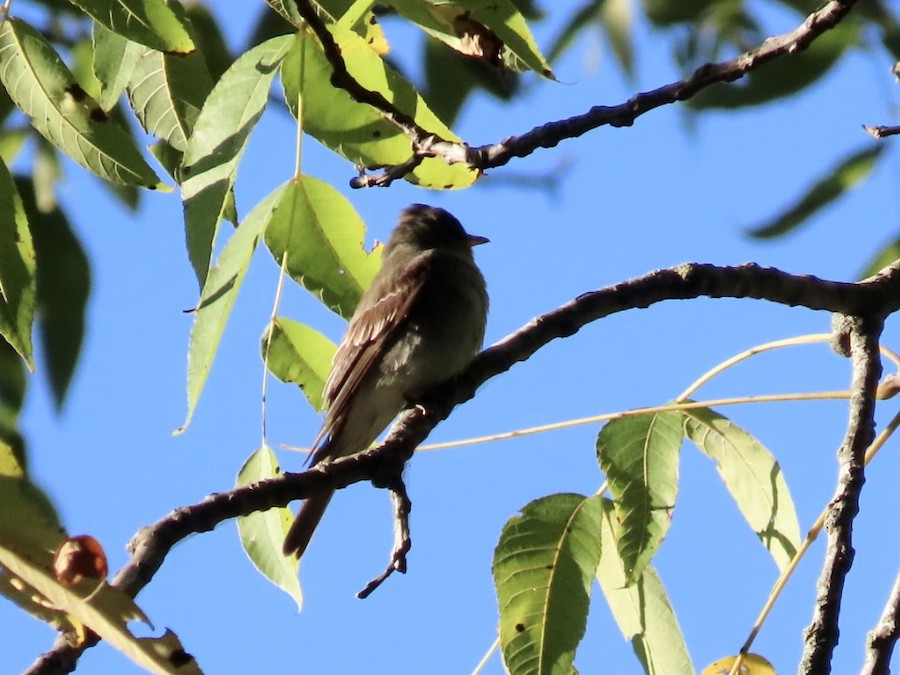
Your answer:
(283, 204), (490, 558)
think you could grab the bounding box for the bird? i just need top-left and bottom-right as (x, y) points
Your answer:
(283, 204), (490, 558)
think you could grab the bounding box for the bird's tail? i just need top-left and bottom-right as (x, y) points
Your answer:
(283, 488), (335, 558)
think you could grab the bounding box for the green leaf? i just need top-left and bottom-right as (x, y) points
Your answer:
(70, 37), (103, 101)
(68, 0), (195, 54)
(746, 145), (884, 239)
(0, 126), (29, 164)
(0, 18), (165, 188)
(263, 176), (381, 318)
(0, 438), (62, 552)
(702, 653), (776, 675)
(262, 317), (336, 413)
(0, 337), (26, 426)
(387, 0), (553, 77)
(0, 158), (35, 369)
(128, 45), (215, 152)
(691, 21), (858, 109)
(423, 37), (520, 126)
(265, 0), (306, 27)
(92, 21), (144, 111)
(547, 2), (597, 64)
(183, 2), (233, 81)
(281, 27), (478, 189)
(859, 238), (900, 280)
(600, 0), (635, 77)
(236, 446), (302, 610)
(0, 544), (202, 675)
(596, 497), (693, 675)
(642, 0), (715, 26)
(16, 179), (91, 409)
(180, 33), (292, 284)
(596, 411), (683, 582)
(683, 407), (801, 571)
(549, 0), (634, 76)
(179, 184), (279, 433)
(493, 493), (603, 675)
(31, 135), (62, 215)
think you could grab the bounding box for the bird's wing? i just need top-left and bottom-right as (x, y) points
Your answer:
(307, 252), (431, 465)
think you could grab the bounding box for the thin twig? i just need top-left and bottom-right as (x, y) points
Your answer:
(357, 479), (412, 598)
(861, 569), (900, 675)
(799, 315), (884, 674)
(863, 124), (900, 139)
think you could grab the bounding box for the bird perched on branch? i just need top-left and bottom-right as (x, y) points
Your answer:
(283, 204), (490, 559)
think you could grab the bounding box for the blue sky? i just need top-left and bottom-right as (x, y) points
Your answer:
(4, 2), (900, 673)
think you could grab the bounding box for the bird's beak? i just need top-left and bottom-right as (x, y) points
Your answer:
(467, 234), (490, 247)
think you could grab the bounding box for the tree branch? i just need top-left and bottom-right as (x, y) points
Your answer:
(27, 259), (900, 674)
(465, 0), (859, 173)
(292, 0), (440, 147)
(861, 570), (900, 675)
(293, 0), (860, 187)
(799, 315), (884, 674)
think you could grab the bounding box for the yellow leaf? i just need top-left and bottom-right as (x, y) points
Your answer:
(703, 653), (776, 675)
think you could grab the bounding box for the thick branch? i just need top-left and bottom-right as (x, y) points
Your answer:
(799, 316), (884, 674)
(861, 570), (900, 675)
(27, 259), (900, 674)
(305, 0), (861, 186)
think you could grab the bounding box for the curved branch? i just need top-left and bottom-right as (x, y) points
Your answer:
(465, 0), (859, 172)
(27, 259), (900, 674)
(799, 315), (883, 673)
(298, 0), (861, 187)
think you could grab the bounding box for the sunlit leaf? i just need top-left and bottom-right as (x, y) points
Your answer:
(263, 318), (335, 413)
(596, 497), (693, 675)
(0, 438), (62, 552)
(596, 411), (683, 582)
(263, 176), (381, 318)
(92, 22), (143, 111)
(387, 0), (553, 77)
(0, 437), (71, 638)
(128, 46), (214, 152)
(180, 33), (292, 284)
(179, 184), (279, 432)
(0, 19), (165, 188)
(703, 653), (776, 675)
(265, 0), (305, 27)
(236, 446), (302, 610)
(683, 406), (801, 570)
(0, 544), (202, 674)
(68, 0), (195, 54)
(281, 27), (478, 189)
(493, 493), (603, 675)
(746, 144), (884, 239)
